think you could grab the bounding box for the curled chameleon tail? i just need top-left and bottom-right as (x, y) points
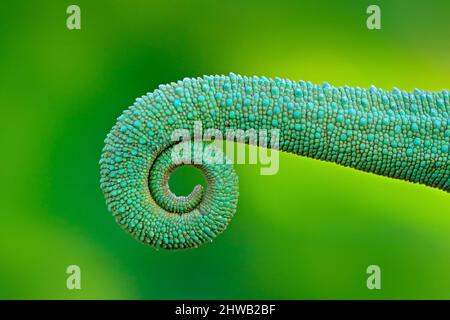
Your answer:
(100, 73), (449, 250)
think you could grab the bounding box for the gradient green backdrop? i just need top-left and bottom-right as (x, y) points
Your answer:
(1, 0), (449, 299)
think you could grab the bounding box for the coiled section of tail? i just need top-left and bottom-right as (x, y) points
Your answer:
(99, 77), (240, 250)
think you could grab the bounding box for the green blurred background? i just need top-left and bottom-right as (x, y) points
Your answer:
(1, 0), (449, 299)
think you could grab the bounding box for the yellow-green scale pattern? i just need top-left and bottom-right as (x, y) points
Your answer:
(100, 73), (449, 250)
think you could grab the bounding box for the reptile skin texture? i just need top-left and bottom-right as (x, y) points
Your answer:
(100, 74), (449, 250)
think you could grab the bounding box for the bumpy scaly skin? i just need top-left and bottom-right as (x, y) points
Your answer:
(100, 73), (450, 250)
